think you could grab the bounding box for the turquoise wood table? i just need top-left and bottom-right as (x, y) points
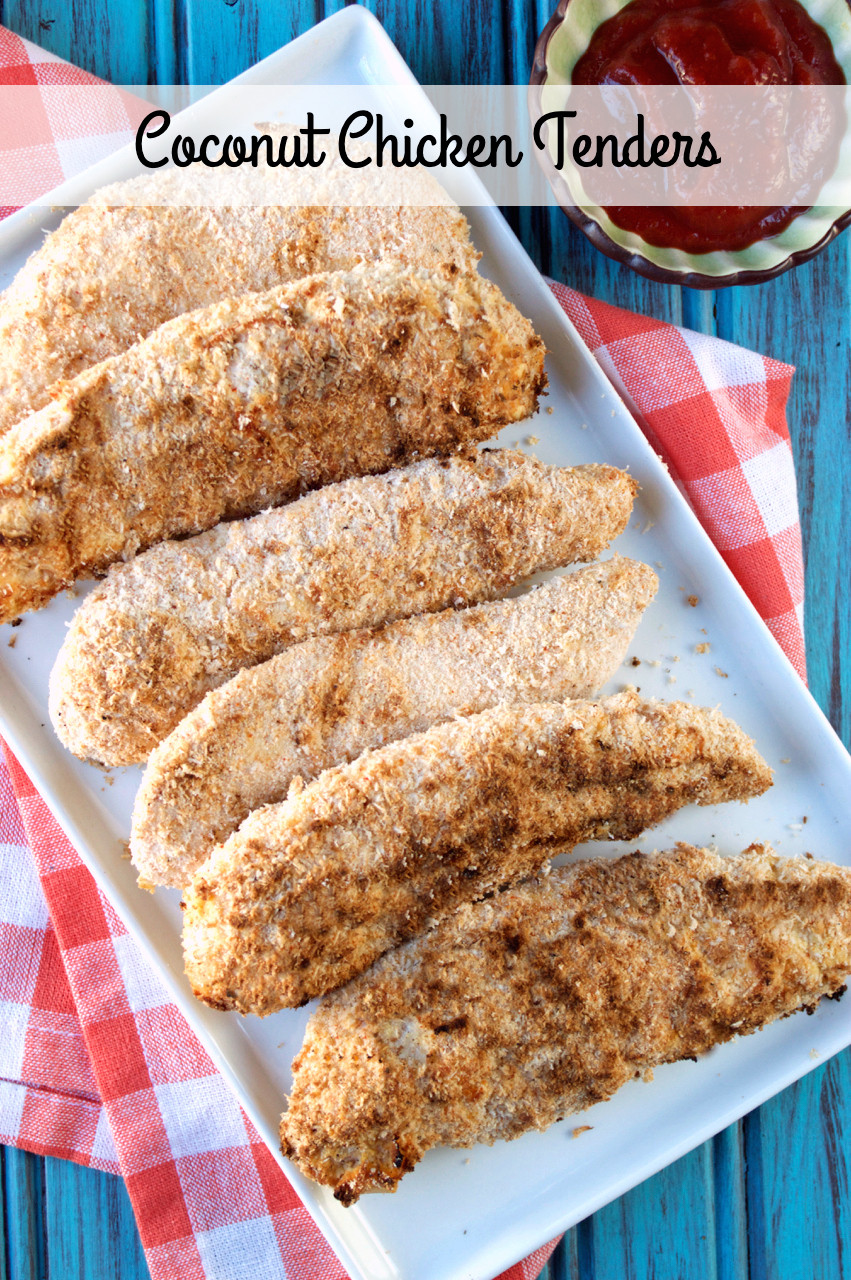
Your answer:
(2, 1), (850, 1277)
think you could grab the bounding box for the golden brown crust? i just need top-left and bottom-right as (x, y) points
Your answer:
(131, 558), (658, 888)
(182, 692), (772, 1014)
(50, 453), (636, 766)
(0, 174), (478, 435)
(279, 843), (851, 1203)
(0, 264), (545, 623)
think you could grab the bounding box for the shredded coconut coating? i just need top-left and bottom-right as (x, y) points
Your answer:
(50, 452), (636, 766)
(0, 165), (477, 436)
(182, 692), (772, 1014)
(131, 558), (658, 888)
(280, 843), (851, 1204)
(0, 264), (545, 623)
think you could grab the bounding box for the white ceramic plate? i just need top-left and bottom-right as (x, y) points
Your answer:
(2, 8), (851, 1280)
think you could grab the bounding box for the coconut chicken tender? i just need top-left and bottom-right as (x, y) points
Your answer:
(51, 453), (636, 766)
(281, 843), (851, 1203)
(182, 692), (772, 1014)
(0, 168), (478, 436)
(131, 557), (658, 888)
(1, 264), (545, 622)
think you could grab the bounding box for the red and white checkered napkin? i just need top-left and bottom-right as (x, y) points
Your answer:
(549, 282), (805, 680)
(0, 26), (147, 213)
(0, 21), (804, 1280)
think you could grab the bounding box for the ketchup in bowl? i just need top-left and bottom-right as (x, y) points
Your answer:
(572, 0), (845, 252)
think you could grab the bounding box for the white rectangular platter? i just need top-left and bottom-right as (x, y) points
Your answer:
(2, 9), (851, 1280)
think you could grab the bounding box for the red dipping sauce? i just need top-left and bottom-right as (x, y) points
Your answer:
(572, 0), (845, 252)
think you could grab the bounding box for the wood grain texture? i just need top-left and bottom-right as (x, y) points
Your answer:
(580, 1146), (717, 1280)
(742, 1057), (851, 1280)
(2, 2), (851, 1279)
(42, 1156), (149, 1280)
(711, 1128), (749, 1280)
(0, 1152), (6, 1280)
(180, 0), (315, 84)
(3, 1148), (150, 1280)
(4, 1148), (45, 1280)
(1, 0), (152, 82)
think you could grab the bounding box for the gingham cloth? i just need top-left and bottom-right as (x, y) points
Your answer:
(0, 21), (804, 1280)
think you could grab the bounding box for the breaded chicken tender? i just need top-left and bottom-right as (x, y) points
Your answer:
(131, 558), (658, 888)
(281, 843), (851, 1203)
(0, 167), (477, 435)
(50, 453), (636, 766)
(182, 693), (772, 1013)
(0, 264), (545, 622)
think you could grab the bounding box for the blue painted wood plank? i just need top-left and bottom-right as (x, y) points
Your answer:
(680, 289), (716, 335)
(531, 1135), (745, 1280)
(1, 0), (152, 82)
(3, 1147), (45, 1280)
(579, 1144), (718, 1280)
(711, 1128), (748, 1280)
(539, 209), (687, 324)
(0, 1149), (8, 1280)
(43, 1156), (149, 1280)
(350, 0), (508, 84)
(743, 1055), (851, 1280)
(151, 0), (184, 83)
(180, 0), (317, 84)
(0, 1158), (6, 1280)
